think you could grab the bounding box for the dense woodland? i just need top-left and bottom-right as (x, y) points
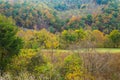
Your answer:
(0, 0), (120, 33)
(0, 0), (120, 80)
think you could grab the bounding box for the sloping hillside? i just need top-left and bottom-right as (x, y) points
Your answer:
(1, 0), (120, 33)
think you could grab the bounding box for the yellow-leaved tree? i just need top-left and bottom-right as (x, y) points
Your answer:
(17, 29), (35, 48)
(92, 30), (105, 47)
(34, 29), (59, 49)
(60, 54), (94, 80)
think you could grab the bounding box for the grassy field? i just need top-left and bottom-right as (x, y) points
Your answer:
(95, 48), (120, 53)
(42, 48), (120, 54)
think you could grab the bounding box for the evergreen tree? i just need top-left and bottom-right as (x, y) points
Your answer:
(0, 15), (23, 76)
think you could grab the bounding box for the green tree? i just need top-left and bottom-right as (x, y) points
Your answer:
(75, 28), (86, 41)
(109, 30), (120, 48)
(62, 30), (77, 43)
(0, 15), (23, 76)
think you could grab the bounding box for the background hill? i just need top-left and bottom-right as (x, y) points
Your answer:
(0, 0), (120, 33)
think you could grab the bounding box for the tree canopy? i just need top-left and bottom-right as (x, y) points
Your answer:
(0, 15), (23, 75)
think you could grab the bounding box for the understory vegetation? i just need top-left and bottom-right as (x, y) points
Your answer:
(1, 49), (120, 80)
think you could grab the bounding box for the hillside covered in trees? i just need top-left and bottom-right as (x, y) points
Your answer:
(0, 0), (120, 33)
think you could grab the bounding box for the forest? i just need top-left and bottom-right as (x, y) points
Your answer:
(0, 0), (120, 80)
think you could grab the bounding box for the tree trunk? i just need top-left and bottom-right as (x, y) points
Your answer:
(0, 52), (3, 76)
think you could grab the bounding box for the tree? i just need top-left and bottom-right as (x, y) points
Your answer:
(96, 0), (109, 5)
(0, 15), (23, 76)
(60, 54), (83, 80)
(60, 53), (94, 80)
(61, 30), (77, 43)
(92, 30), (105, 47)
(109, 30), (120, 48)
(33, 29), (59, 49)
(17, 29), (35, 49)
(75, 28), (86, 41)
(60, 29), (87, 49)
